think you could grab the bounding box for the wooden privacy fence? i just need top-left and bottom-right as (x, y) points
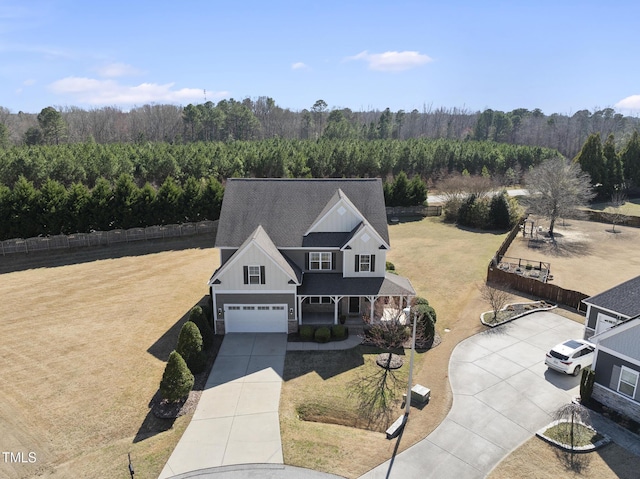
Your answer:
(487, 265), (588, 311)
(386, 205), (442, 218)
(0, 220), (218, 256)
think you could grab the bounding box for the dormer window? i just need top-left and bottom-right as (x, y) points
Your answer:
(309, 252), (332, 270)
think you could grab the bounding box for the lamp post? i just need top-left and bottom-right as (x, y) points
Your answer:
(405, 310), (417, 417)
(128, 452), (135, 478)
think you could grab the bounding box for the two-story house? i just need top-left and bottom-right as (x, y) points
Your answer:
(208, 178), (416, 334)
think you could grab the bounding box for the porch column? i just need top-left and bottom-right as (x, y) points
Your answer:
(334, 297), (339, 325)
(298, 296), (303, 325)
(368, 296), (375, 322)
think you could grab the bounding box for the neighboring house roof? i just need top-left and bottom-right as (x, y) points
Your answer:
(209, 225), (302, 285)
(215, 178), (389, 248)
(583, 275), (640, 318)
(298, 273), (416, 297)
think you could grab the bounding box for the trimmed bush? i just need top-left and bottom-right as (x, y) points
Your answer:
(414, 296), (429, 306)
(190, 305), (214, 350)
(200, 300), (213, 324)
(187, 349), (208, 374)
(386, 261), (395, 271)
(414, 300), (437, 341)
(160, 351), (194, 402)
(331, 324), (346, 339)
(300, 325), (315, 341)
(314, 326), (331, 343)
(176, 321), (203, 370)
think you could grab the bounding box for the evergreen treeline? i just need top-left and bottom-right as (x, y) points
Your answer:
(0, 175), (224, 241)
(2, 100), (639, 159)
(0, 139), (557, 189)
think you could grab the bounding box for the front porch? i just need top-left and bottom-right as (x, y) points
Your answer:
(297, 295), (412, 327)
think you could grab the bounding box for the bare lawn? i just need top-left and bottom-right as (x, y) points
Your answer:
(505, 216), (640, 297)
(0, 237), (218, 479)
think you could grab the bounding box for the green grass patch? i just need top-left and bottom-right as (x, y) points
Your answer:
(544, 422), (603, 448)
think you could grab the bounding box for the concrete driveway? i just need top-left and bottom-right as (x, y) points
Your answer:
(360, 312), (584, 479)
(159, 333), (287, 479)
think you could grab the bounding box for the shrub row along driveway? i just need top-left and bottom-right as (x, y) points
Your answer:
(159, 334), (287, 479)
(361, 312), (583, 479)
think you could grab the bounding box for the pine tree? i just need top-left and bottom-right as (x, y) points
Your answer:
(574, 133), (605, 190)
(621, 130), (640, 187)
(603, 134), (623, 194)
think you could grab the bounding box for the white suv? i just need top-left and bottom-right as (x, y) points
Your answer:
(545, 339), (595, 376)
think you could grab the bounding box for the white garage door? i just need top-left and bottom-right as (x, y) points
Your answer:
(225, 304), (288, 333)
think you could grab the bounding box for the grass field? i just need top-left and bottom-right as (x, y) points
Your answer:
(279, 217), (511, 478)
(0, 237), (218, 479)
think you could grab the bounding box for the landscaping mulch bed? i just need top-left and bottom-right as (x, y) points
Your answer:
(582, 398), (640, 435)
(481, 301), (556, 327)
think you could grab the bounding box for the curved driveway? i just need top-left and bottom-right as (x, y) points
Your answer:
(360, 311), (583, 479)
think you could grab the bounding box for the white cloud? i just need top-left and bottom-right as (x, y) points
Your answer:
(96, 62), (143, 78)
(291, 62), (308, 70)
(615, 95), (640, 111)
(49, 76), (228, 105)
(346, 50), (432, 72)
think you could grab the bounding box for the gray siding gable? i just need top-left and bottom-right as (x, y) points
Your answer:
(599, 321), (640, 362)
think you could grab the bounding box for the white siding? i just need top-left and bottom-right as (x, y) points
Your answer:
(214, 243), (295, 290)
(309, 201), (362, 233)
(343, 228), (386, 277)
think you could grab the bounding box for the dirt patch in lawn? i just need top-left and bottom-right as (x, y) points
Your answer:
(505, 216), (640, 297)
(489, 436), (640, 479)
(0, 236), (219, 479)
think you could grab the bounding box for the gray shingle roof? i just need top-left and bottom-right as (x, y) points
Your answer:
(583, 275), (640, 317)
(215, 178), (389, 248)
(298, 273), (416, 296)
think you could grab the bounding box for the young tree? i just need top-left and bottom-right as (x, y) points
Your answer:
(159, 351), (194, 403)
(601, 190), (629, 233)
(479, 283), (512, 321)
(524, 157), (595, 239)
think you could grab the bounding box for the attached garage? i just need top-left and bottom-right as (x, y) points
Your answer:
(224, 304), (288, 333)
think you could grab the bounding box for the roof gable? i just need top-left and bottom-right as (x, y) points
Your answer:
(305, 189), (364, 235)
(341, 221), (389, 251)
(583, 275), (640, 318)
(209, 225), (301, 285)
(215, 178), (390, 248)
(595, 316), (640, 362)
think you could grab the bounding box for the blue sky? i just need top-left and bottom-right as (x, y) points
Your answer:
(2, 0), (639, 115)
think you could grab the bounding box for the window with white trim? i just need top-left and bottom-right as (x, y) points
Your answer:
(248, 265), (261, 284)
(359, 254), (371, 272)
(309, 252), (332, 270)
(618, 366), (639, 398)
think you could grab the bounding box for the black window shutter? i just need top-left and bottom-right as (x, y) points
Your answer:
(305, 252), (309, 270)
(260, 266), (266, 284)
(355, 255), (360, 272)
(243, 266), (248, 284)
(371, 255), (376, 272)
(332, 252), (336, 270)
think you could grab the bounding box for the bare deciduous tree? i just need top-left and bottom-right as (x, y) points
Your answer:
(479, 283), (512, 321)
(601, 190), (629, 233)
(524, 157), (596, 240)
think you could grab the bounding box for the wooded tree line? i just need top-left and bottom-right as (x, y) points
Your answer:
(574, 131), (640, 196)
(1, 99), (638, 159)
(0, 175), (224, 240)
(0, 138), (557, 189)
